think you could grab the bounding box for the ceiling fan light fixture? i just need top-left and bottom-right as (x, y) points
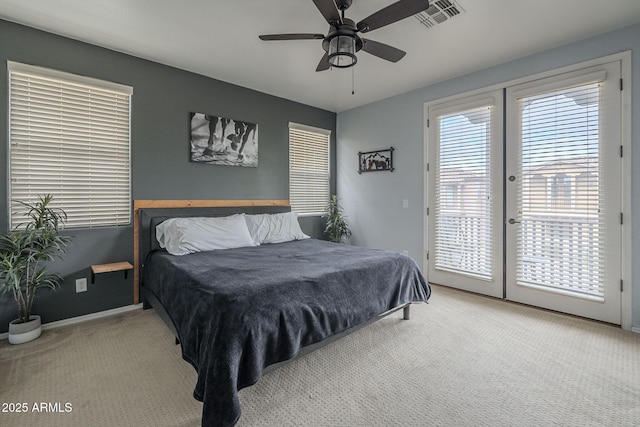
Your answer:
(328, 35), (357, 68)
(259, 0), (428, 72)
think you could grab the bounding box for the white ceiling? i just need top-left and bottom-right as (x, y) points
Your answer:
(2, 0), (640, 112)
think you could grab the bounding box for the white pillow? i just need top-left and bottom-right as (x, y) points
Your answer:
(156, 214), (257, 256)
(244, 212), (310, 244)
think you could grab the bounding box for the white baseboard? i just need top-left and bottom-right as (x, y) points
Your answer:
(632, 327), (640, 334)
(0, 304), (143, 341)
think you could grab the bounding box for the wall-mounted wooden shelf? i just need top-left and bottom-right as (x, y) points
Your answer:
(91, 262), (133, 284)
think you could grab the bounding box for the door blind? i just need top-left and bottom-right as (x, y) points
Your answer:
(8, 62), (132, 229)
(434, 105), (493, 280)
(289, 123), (330, 215)
(516, 80), (604, 298)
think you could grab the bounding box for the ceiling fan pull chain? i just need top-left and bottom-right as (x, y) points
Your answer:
(352, 66), (355, 95)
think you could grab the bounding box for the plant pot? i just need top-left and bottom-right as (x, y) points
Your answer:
(8, 315), (42, 345)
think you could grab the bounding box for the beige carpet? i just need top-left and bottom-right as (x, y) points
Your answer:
(1, 285), (638, 427)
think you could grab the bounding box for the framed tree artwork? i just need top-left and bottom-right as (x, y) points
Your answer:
(358, 147), (394, 173)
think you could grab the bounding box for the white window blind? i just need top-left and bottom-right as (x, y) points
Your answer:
(516, 78), (604, 298)
(8, 61), (132, 229)
(434, 105), (493, 280)
(289, 123), (330, 215)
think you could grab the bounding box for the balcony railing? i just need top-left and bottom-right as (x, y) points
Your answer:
(518, 215), (602, 297)
(435, 213), (602, 296)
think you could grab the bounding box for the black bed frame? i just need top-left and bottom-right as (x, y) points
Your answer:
(135, 200), (411, 374)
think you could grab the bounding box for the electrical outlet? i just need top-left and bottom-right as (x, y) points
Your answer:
(75, 278), (87, 293)
(402, 250), (409, 256)
(403, 199), (409, 209)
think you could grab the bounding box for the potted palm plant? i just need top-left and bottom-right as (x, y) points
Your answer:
(323, 195), (352, 243)
(0, 194), (69, 344)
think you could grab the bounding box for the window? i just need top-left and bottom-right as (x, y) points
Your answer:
(550, 174), (572, 208)
(426, 90), (505, 298)
(8, 62), (132, 228)
(514, 76), (605, 298)
(288, 123), (330, 215)
(433, 103), (496, 281)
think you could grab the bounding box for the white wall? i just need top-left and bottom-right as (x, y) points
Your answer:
(337, 23), (640, 329)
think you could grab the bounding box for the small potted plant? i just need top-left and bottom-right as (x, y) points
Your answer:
(323, 195), (352, 243)
(0, 194), (69, 344)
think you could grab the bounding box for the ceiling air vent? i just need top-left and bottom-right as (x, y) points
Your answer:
(415, 0), (466, 29)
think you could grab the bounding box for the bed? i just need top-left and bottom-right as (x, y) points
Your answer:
(134, 200), (431, 427)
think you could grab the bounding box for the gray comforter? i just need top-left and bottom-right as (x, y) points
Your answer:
(141, 238), (430, 426)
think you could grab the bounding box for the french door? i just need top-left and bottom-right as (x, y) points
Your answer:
(504, 63), (621, 323)
(426, 91), (504, 298)
(427, 60), (623, 324)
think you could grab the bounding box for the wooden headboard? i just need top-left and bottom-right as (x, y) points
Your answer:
(133, 199), (290, 304)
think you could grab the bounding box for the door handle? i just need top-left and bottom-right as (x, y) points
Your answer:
(508, 218), (520, 224)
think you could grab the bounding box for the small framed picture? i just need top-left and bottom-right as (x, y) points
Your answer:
(358, 147), (394, 173)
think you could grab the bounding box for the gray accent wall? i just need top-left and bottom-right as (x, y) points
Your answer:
(0, 20), (336, 333)
(337, 23), (640, 330)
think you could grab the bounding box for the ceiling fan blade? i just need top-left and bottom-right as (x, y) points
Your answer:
(316, 53), (331, 72)
(312, 0), (342, 25)
(357, 0), (429, 33)
(259, 33), (325, 41)
(361, 38), (406, 62)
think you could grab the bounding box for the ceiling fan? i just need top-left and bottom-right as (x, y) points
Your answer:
(259, 0), (430, 71)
